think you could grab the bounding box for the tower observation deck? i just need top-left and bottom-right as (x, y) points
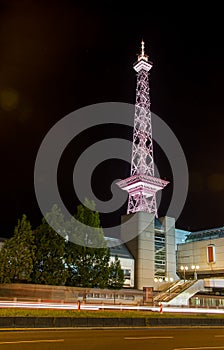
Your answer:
(116, 41), (169, 217)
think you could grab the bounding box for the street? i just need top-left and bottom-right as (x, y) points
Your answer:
(0, 328), (224, 349)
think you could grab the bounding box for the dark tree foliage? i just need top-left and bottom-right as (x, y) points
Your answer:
(0, 202), (125, 290)
(31, 205), (68, 286)
(107, 255), (125, 289)
(65, 198), (111, 288)
(0, 214), (35, 283)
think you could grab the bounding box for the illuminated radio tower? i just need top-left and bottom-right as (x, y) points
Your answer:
(117, 41), (169, 217)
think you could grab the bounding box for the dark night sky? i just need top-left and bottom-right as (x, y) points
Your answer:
(0, 1), (223, 238)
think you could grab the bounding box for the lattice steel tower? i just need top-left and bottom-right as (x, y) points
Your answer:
(117, 41), (169, 217)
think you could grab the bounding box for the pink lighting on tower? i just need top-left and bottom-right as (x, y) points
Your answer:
(116, 41), (169, 217)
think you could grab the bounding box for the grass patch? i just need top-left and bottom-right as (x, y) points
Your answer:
(0, 308), (223, 318)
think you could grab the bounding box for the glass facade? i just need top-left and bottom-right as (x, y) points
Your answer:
(154, 228), (166, 277)
(185, 227), (224, 243)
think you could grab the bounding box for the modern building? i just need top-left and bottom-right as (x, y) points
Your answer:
(177, 226), (224, 279)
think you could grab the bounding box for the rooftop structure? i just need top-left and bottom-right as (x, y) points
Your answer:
(185, 226), (224, 243)
(105, 237), (133, 259)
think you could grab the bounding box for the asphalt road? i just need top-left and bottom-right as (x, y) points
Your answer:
(0, 328), (224, 350)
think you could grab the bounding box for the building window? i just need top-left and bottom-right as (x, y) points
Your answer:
(155, 231), (166, 276)
(207, 244), (216, 264)
(123, 269), (131, 279)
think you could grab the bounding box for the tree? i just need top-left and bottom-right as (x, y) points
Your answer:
(107, 255), (124, 289)
(65, 198), (111, 288)
(31, 204), (67, 286)
(0, 239), (15, 283)
(0, 214), (35, 283)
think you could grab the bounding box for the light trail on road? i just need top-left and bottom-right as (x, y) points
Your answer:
(0, 300), (224, 314)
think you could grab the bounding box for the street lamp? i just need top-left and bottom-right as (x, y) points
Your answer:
(154, 277), (163, 283)
(154, 277), (163, 291)
(191, 265), (199, 280)
(180, 265), (188, 282)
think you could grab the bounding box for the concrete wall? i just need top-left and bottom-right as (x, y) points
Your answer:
(120, 214), (177, 290)
(1, 316), (223, 328)
(0, 283), (144, 303)
(121, 212), (155, 290)
(161, 216), (178, 281)
(0, 283), (79, 301)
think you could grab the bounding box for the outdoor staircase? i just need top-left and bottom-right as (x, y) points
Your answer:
(153, 279), (205, 306)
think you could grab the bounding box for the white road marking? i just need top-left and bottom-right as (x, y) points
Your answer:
(0, 339), (64, 345)
(124, 336), (173, 340)
(215, 335), (224, 337)
(174, 346), (224, 350)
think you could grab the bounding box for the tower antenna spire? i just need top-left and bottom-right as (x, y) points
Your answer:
(138, 39), (148, 61)
(116, 42), (169, 217)
(141, 39), (145, 56)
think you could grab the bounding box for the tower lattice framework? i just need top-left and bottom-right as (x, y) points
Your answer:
(116, 41), (168, 217)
